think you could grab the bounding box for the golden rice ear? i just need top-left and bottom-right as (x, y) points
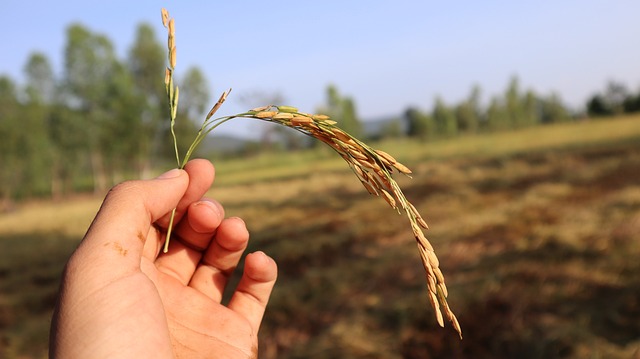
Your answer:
(158, 7), (461, 339)
(168, 18), (175, 37)
(161, 8), (170, 28)
(232, 108), (462, 338)
(277, 105), (298, 113)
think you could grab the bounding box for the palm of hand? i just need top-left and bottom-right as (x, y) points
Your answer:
(50, 160), (276, 359)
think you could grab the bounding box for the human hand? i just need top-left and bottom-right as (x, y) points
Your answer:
(49, 159), (277, 359)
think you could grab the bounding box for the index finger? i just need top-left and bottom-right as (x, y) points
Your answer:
(155, 159), (216, 231)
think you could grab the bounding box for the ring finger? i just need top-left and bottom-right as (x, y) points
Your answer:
(188, 217), (249, 302)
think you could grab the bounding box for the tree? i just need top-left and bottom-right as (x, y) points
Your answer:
(180, 67), (210, 120)
(24, 52), (56, 104)
(485, 97), (509, 131)
(504, 75), (525, 128)
(169, 66), (209, 158)
(603, 81), (628, 115)
(0, 76), (21, 206)
(320, 84), (362, 138)
(101, 61), (146, 183)
(623, 91), (640, 113)
(405, 107), (434, 140)
(128, 23), (170, 174)
(586, 80), (630, 117)
(432, 96), (457, 137)
(522, 90), (538, 127)
(455, 85), (481, 133)
(23, 53), (56, 197)
(540, 93), (570, 124)
(64, 24), (123, 192)
(586, 94), (610, 117)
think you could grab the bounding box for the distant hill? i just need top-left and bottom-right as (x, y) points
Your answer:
(198, 134), (254, 155)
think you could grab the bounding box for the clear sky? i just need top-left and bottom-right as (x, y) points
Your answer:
(2, 1), (640, 137)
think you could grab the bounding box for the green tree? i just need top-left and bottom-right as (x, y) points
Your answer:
(603, 81), (628, 115)
(63, 23), (120, 193)
(586, 94), (611, 117)
(623, 91), (640, 113)
(170, 66), (209, 157)
(455, 85), (481, 133)
(505, 76), (525, 128)
(0, 76), (22, 206)
(101, 61), (146, 183)
(540, 93), (570, 124)
(23, 53), (56, 197)
(586, 81), (629, 117)
(24, 52), (56, 104)
(321, 84), (362, 138)
(432, 96), (457, 137)
(522, 89), (538, 127)
(485, 97), (509, 131)
(128, 23), (169, 174)
(405, 107), (434, 139)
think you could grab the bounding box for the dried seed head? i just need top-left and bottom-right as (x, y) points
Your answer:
(273, 112), (294, 120)
(361, 180), (379, 196)
(428, 291), (445, 327)
(291, 116), (314, 126)
(312, 114), (330, 121)
(277, 105), (298, 113)
(412, 225), (434, 252)
(346, 148), (368, 161)
(168, 34), (175, 51)
(254, 111), (277, 119)
(393, 161), (413, 175)
(380, 189), (397, 208)
(425, 249), (440, 268)
(250, 105), (272, 112)
(164, 67), (171, 87)
(438, 282), (449, 298)
(407, 202), (429, 229)
(330, 128), (351, 143)
(206, 90), (231, 120)
(168, 18), (175, 36)
(161, 8), (170, 28)
(417, 216), (429, 229)
(374, 149), (397, 164)
(169, 46), (177, 69)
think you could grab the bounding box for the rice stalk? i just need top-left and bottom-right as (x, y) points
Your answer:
(159, 8), (461, 338)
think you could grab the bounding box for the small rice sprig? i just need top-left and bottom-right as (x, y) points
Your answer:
(205, 106), (462, 338)
(160, 8), (461, 338)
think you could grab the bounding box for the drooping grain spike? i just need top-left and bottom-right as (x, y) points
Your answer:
(161, 8), (170, 27)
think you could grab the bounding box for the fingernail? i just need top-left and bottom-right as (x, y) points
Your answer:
(194, 200), (221, 216)
(156, 168), (182, 179)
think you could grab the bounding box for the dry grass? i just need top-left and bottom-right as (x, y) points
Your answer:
(1, 116), (640, 358)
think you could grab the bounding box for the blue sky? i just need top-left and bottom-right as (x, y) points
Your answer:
(2, 1), (640, 136)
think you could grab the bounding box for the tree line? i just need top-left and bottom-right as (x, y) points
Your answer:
(1, 21), (639, 206)
(383, 77), (639, 142)
(1, 22), (211, 206)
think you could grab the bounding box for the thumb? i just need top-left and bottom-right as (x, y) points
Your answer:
(74, 168), (189, 274)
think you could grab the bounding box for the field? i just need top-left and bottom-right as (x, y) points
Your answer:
(1, 116), (639, 358)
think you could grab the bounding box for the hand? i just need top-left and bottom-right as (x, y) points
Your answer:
(49, 159), (277, 359)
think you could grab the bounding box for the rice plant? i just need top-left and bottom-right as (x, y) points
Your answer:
(160, 7), (461, 338)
